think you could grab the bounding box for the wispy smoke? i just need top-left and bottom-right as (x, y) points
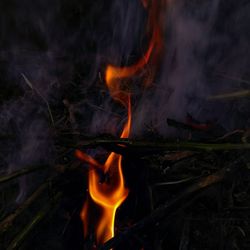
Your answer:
(96, 0), (250, 136)
(1, 0), (250, 203)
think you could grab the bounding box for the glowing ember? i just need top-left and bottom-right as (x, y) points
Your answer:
(76, 0), (166, 246)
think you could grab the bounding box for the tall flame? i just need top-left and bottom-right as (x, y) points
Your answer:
(76, 0), (165, 246)
(76, 97), (131, 244)
(76, 99), (130, 244)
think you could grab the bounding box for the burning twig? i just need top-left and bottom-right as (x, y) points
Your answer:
(75, 150), (103, 170)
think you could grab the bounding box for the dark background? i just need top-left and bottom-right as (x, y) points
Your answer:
(1, 0), (250, 249)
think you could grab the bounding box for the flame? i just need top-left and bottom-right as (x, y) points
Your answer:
(77, 101), (131, 245)
(77, 0), (166, 246)
(77, 99), (130, 244)
(105, 0), (164, 93)
(77, 98), (131, 245)
(77, 149), (129, 244)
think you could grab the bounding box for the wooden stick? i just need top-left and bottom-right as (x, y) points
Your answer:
(207, 90), (250, 100)
(0, 160), (79, 185)
(66, 138), (250, 152)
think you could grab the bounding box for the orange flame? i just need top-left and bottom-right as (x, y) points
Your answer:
(77, 99), (130, 244)
(77, 149), (129, 244)
(77, 0), (166, 246)
(106, 0), (165, 95)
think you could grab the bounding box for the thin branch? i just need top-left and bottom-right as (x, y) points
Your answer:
(0, 165), (47, 185)
(0, 182), (48, 233)
(62, 137), (250, 152)
(6, 192), (62, 250)
(152, 176), (198, 187)
(207, 90), (250, 100)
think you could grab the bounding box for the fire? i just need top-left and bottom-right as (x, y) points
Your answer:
(76, 98), (130, 244)
(76, 96), (131, 244)
(76, 0), (166, 246)
(106, 0), (165, 93)
(76, 152), (129, 244)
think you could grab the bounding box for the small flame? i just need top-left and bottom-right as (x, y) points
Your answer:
(76, 98), (131, 245)
(77, 99), (130, 244)
(77, 149), (129, 244)
(77, 0), (166, 246)
(106, 0), (164, 94)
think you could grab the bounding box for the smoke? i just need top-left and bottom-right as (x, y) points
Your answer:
(70, 0), (250, 138)
(0, 93), (53, 203)
(80, 0), (146, 136)
(1, 0), (250, 203)
(0, 0), (72, 203)
(101, 0), (250, 136)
